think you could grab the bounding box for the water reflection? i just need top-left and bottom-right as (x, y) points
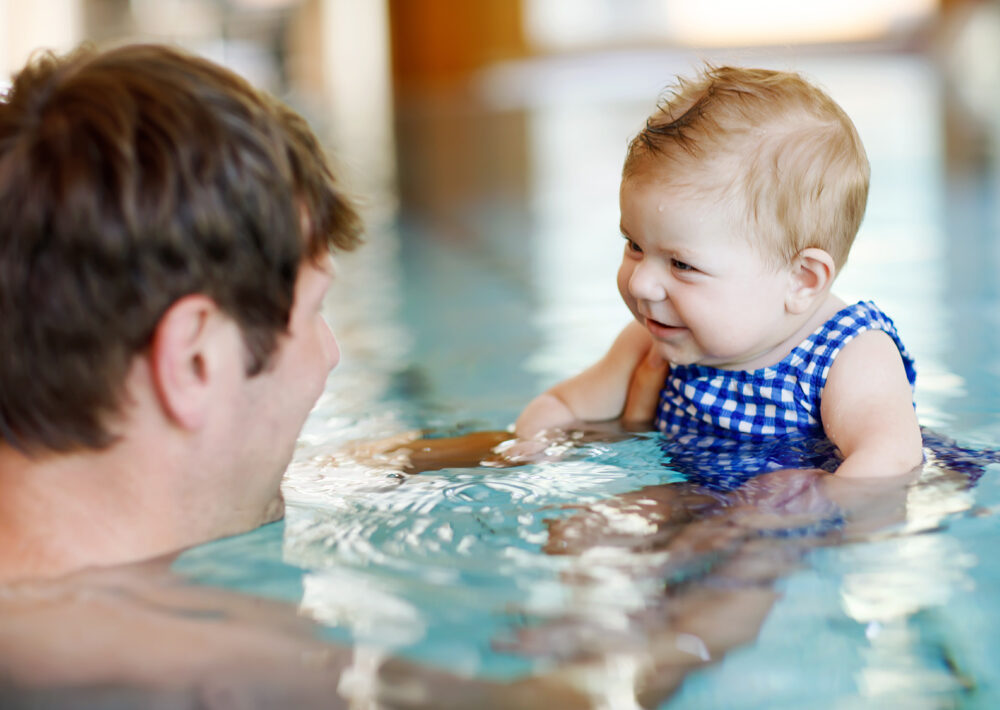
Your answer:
(277, 417), (1000, 708)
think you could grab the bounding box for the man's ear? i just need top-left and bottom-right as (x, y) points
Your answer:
(149, 295), (232, 430)
(786, 247), (836, 315)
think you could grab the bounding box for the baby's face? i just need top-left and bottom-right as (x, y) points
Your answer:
(617, 174), (801, 370)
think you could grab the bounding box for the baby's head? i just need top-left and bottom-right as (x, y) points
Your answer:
(623, 65), (869, 271)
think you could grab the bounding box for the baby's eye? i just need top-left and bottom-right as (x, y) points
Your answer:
(671, 258), (694, 271)
(625, 239), (643, 254)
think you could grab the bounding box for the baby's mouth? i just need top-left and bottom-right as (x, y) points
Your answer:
(645, 316), (686, 336)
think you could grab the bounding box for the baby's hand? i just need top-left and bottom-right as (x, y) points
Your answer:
(486, 437), (549, 463)
(485, 432), (573, 467)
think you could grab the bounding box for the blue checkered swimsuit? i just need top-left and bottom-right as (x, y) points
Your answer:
(654, 301), (917, 490)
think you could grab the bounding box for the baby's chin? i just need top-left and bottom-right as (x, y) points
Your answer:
(649, 341), (695, 367)
(652, 345), (736, 370)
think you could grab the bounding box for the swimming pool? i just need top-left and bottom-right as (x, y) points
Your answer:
(175, 48), (1000, 708)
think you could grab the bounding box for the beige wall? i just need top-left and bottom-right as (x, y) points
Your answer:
(289, 0), (394, 191)
(1, 0), (82, 83)
(0, 0), (392, 194)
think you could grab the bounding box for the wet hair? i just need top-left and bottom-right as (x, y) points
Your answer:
(0, 43), (361, 453)
(623, 65), (869, 270)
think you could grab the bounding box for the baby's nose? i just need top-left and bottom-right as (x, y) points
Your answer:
(629, 260), (668, 302)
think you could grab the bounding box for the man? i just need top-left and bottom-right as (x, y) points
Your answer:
(0, 43), (361, 581)
(0, 45), (593, 709)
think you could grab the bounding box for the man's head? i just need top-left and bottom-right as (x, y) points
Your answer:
(622, 65), (869, 271)
(0, 44), (361, 455)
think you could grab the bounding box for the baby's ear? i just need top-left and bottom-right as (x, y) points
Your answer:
(786, 248), (835, 314)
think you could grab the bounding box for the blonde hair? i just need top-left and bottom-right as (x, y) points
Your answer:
(623, 65), (869, 270)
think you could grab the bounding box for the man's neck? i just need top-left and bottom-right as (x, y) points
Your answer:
(0, 441), (190, 583)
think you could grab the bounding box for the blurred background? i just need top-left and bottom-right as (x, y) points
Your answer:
(3, 0), (996, 218)
(3, 0), (1000, 440)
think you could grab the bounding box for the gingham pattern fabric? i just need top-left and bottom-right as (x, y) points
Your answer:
(655, 428), (994, 493)
(658, 428), (842, 491)
(655, 300), (916, 442)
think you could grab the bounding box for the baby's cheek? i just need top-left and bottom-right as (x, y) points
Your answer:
(616, 264), (633, 303)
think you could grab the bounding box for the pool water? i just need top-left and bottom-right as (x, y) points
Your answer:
(176, 47), (1000, 708)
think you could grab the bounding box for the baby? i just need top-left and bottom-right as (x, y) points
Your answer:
(515, 65), (922, 480)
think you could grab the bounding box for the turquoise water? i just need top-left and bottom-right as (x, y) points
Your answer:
(176, 49), (1000, 708)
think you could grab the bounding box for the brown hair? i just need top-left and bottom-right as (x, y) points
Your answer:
(0, 44), (361, 453)
(623, 65), (869, 270)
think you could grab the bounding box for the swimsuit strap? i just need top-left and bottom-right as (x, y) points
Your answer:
(656, 300), (916, 440)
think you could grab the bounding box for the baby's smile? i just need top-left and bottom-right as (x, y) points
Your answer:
(644, 316), (687, 338)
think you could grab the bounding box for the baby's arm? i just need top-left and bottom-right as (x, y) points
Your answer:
(820, 330), (923, 478)
(515, 321), (663, 439)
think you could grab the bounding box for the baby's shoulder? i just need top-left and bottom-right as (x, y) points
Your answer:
(819, 300), (917, 390)
(799, 300), (901, 355)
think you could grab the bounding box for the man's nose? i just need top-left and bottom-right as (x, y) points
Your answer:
(629, 259), (667, 302)
(320, 317), (340, 372)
